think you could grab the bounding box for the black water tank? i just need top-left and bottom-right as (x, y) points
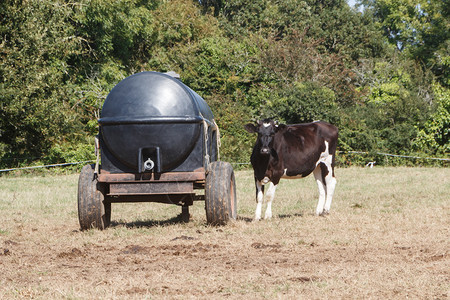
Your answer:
(98, 71), (215, 173)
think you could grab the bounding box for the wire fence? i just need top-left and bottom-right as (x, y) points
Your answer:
(230, 151), (449, 166)
(343, 151), (450, 162)
(0, 151), (448, 173)
(0, 161), (95, 173)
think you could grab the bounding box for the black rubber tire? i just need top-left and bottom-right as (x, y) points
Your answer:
(78, 164), (111, 230)
(205, 161), (237, 225)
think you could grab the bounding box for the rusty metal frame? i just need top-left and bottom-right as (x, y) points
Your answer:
(97, 167), (206, 183)
(98, 167), (206, 205)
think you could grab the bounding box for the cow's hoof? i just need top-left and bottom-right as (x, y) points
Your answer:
(319, 211), (329, 217)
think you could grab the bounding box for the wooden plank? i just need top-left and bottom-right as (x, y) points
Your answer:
(108, 181), (193, 196)
(98, 168), (206, 183)
(106, 194), (196, 204)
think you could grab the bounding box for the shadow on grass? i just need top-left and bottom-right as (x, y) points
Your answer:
(110, 213), (187, 228)
(236, 215), (254, 222)
(108, 213), (303, 228)
(277, 213), (304, 219)
(235, 213), (304, 223)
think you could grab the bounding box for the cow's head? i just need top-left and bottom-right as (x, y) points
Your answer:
(245, 119), (282, 155)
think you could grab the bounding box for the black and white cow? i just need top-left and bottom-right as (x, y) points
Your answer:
(244, 119), (338, 220)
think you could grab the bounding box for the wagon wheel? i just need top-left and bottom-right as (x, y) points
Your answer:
(205, 161), (237, 225)
(78, 164), (111, 230)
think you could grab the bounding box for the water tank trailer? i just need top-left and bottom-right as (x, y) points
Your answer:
(77, 71), (237, 229)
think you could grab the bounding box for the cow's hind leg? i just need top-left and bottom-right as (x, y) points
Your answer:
(254, 180), (264, 221)
(324, 167), (336, 214)
(264, 182), (277, 220)
(313, 163), (327, 216)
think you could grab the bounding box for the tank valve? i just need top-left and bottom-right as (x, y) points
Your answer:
(144, 158), (155, 171)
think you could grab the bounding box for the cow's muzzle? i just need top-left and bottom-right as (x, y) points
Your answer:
(260, 147), (270, 155)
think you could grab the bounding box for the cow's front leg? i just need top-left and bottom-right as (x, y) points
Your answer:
(254, 180), (264, 221)
(264, 182), (277, 219)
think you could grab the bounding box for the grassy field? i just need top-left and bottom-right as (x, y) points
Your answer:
(0, 167), (449, 299)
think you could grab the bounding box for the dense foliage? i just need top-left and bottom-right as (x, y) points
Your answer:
(1, 0), (448, 169)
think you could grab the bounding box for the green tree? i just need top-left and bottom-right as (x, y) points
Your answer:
(360, 0), (450, 85)
(351, 56), (433, 153)
(78, 0), (160, 66)
(1, 0), (446, 170)
(413, 83), (450, 155)
(263, 81), (340, 124)
(0, 1), (88, 166)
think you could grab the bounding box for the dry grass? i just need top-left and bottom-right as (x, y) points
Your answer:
(0, 167), (448, 299)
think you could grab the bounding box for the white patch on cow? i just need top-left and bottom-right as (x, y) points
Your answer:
(261, 176), (270, 184)
(316, 140), (333, 167)
(313, 140), (337, 215)
(313, 167), (327, 215)
(254, 180), (278, 220)
(255, 181), (264, 220)
(264, 182), (277, 219)
(263, 122), (271, 128)
(324, 174), (337, 213)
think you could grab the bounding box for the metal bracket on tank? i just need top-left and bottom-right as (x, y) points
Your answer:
(94, 135), (100, 178)
(202, 118), (210, 170)
(138, 147), (161, 173)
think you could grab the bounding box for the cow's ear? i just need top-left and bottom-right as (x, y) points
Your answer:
(275, 124), (287, 132)
(244, 123), (258, 133)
